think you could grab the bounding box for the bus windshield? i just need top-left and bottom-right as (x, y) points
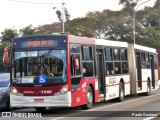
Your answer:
(12, 50), (67, 85)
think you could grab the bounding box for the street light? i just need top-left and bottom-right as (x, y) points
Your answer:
(62, 1), (65, 33)
(53, 0), (65, 33)
(133, 0), (151, 45)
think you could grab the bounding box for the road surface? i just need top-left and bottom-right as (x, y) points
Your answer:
(0, 88), (160, 120)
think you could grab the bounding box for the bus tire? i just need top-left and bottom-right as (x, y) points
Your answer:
(82, 86), (93, 110)
(6, 98), (11, 110)
(144, 81), (151, 96)
(117, 82), (124, 102)
(35, 107), (46, 112)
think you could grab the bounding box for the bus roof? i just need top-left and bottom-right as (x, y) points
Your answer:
(95, 39), (128, 48)
(134, 44), (156, 53)
(68, 35), (95, 44)
(14, 34), (68, 40)
(13, 34), (157, 54)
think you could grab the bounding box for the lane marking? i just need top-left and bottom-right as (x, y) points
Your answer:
(143, 117), (156, 120)
(87, 93), (160, 111)
(50, 93), (160, 120)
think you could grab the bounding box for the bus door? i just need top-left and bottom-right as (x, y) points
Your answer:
(150, 55), (155, 89)
(136, 52), (142, 90)
(96, 49), (106, 97)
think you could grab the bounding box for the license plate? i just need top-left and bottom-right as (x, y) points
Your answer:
(34, 98), (44, 103)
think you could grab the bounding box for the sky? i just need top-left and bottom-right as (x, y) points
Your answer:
(0, 0), (156, 34)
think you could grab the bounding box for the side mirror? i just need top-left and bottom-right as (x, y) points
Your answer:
(74, 58), (79, 69)
(3, 51), (9, 65)
(3, 46), (11, 65)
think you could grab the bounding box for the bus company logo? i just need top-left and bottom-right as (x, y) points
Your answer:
(23, 91), (35, 94)
(2, 112), (42, 117)
(2, 112), (11, 117)
(36, 90), (40, 95)
(82, 82), (86, 88)
(109, 77), (116, 84)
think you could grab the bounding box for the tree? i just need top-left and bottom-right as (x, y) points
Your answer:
(35, 0), (160, 47)
(56, 10), (62, 22)
(35, 22), (62, 34)
(1, 28), (18, 43)
(84, 10), (134, 42)
(119, 0), (139, 8)
(55, 7), (70, 22)
(66, 17), (94, 37)
(20, 25), (35, 36)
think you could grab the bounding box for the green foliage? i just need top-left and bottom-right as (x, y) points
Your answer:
(64, 7), (70, 21)
(0, 0), (160, 64)
(66, 17), (94, 37)
(20, 25), (35, 36)
(1, 28), (18, 43)
(56, 10), (62, 22)
(35, 22), (62, 34)
(55, 7), (70, 22)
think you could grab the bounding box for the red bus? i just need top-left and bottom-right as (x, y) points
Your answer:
(3, 34), (159, 111)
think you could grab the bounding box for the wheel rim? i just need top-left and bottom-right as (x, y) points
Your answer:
(87, 91), (93, 104)
(120, 87), (124, 99)
(147, 85), (150, 93)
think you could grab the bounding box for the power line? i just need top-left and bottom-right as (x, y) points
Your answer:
(8, 0), (62, 5)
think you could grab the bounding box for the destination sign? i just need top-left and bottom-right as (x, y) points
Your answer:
(21, 40), (57, 48)
(13, 36), (67, 49)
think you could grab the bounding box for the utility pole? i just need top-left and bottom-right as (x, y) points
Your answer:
(133, 0), (151, 45)
(53, 0), (65, 33)
(62, 0), (65, 33)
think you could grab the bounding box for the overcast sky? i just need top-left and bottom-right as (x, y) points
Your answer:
(0, 0), (156, 33)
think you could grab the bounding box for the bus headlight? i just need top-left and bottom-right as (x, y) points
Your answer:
(55, 85), (68, 95)
(11, 87), (23, 96)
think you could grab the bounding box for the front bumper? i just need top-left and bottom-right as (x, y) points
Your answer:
(10, 92), (71, 108)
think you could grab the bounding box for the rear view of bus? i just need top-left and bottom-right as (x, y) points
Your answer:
(10, 34), (70, 111)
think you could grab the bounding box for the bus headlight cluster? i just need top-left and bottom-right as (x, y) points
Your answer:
(55, 85), (68, 95)
(11, 87), (23, 96)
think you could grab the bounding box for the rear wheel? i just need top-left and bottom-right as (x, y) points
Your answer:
(138, 80), (151, 96)
(117, 82), (124, 102)
(82, 86), (93, 110)
(144, 81), (151, 96)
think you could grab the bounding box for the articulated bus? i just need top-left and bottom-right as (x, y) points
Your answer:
(3, 34), (159, 111)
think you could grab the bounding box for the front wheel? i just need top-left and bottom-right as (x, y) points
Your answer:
(35, 107), (46, 112)
(6, 98), (11, 110)
(82, 86), (93, 110)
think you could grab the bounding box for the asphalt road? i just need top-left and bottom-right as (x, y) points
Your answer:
(0, 88), (160, 120)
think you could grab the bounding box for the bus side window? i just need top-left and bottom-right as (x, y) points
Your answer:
(82, 46), (94, 77)
(70, 55), (81, 76)
(114, 62), (121, 74)
(106, 62), (114, 75)
(83, 62), (94, 77)
(113, 49), (120, 61)
(122, 62), (128, 74)
(70, 44), (81, 77)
